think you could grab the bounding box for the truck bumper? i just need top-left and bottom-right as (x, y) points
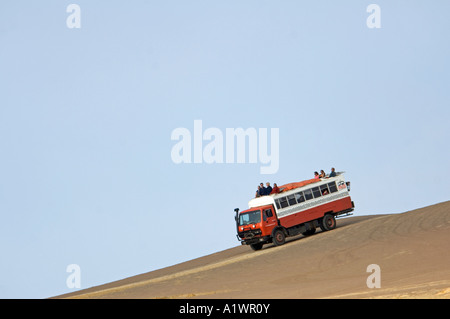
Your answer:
(239, 235), (271, 246)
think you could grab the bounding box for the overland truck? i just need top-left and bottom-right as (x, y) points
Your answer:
(235, 172), (354, 250)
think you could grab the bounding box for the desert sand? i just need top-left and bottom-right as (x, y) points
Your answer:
(56, 201), (450, 299)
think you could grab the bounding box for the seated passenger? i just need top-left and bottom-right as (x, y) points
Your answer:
(270, 183), (280, 194)
(319, 170), (326, 178)
(265, 182), (273, 195)
(259, 183), (267, 196)
(255, 186), (261, 198)
(314, 171), (320, 179)
(329, 167), (336, 177)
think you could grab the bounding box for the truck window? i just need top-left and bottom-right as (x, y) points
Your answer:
(312, 187), (321, 198)
(295, 192), (305, 203)
(239, 210), (261, 226)
(320, 184), (330, 195)
(279, 197), (289, 208)
(287, 195), (296, 206)
(328, 181), (338, 193)
(304, 189), (313, 200)
(263, 209), (273, 220)
(275, 199), (281, 209)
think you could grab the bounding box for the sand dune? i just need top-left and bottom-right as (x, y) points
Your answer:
(56, 201), (450, 299)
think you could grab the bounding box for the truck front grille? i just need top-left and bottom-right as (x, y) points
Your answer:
(239, 229), (262, 239)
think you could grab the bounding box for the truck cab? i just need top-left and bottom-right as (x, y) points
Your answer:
(235, 204), (278, 251)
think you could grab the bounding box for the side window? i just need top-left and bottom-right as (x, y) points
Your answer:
(263, 209), (273, 221)
(295, 191), (305, 203)
(304, 189), (313, 200)
(320, 184), (330, 196)
(280, 197), (289, 208)
(312, 187), (321, 198)
(275, 199), (281, 209)
(328, 181), (338, 193)
(287, 195), (297, 206)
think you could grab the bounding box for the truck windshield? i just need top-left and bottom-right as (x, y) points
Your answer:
(239, 210), (261, 226)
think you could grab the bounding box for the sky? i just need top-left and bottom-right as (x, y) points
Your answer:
(0, 1), (449, 298)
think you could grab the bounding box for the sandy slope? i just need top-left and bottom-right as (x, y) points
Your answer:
(56, 201), (450, 299)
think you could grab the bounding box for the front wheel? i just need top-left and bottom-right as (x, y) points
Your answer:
(250, 243), (263, 251)
(272, 229), (286, 246)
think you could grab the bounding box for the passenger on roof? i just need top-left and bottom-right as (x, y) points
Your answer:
(314, 171), (320, 179)
(255, 186), (261, 198)
(259, 183), (267, 196)
(265, 182), (272, 195)
(271, 183), (280, 194)
(329, 167), (336, 177)
(319, 170), (326, 178)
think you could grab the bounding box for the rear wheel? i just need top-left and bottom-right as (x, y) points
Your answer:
(272, 229), (286, 246)
(321, 214), (336, 231)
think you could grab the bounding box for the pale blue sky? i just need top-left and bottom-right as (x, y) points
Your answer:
(0, 1), (449, 298)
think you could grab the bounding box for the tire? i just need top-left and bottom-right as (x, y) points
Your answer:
(250, 243), (263, 251)
(321, 214), (336, 231)
(272, 228), (286, 246)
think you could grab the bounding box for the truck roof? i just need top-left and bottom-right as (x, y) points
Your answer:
(277, 172), (344, 193)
